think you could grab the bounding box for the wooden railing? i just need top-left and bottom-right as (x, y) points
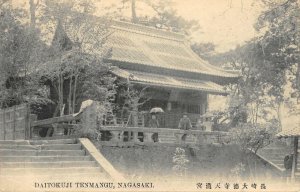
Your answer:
(99, 126), (230, 146)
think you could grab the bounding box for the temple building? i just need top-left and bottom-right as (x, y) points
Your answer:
(104, 20), (239, 128)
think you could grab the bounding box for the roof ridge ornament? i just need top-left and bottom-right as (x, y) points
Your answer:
(110, 19), (185, 41)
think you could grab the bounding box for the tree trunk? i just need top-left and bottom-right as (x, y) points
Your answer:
(132, 101), (139, 127)
(52, 83), (59, 117)
(58, 77), (62, 117)
(59, 74), (64, 116)
(68, 74), (73, 115)
(29, 0), (36, 30)
(131, 0), (138, 23)
(277, 102), (283, 132)
(72, 73), (78, 114)
(296, 63), (300, 102)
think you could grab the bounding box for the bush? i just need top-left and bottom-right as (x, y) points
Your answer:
(229, 123), (276, 153)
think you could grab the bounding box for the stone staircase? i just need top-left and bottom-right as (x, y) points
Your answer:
(0, 139), (111, 191)
(256, 139), (300, 179)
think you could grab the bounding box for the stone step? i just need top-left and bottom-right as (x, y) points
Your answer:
(257, 153), (300, 172)
(273, 163), (284, 169)
(159, 138), (176, 141)
(29, 139), (77, 145)
(270, 159), (300, 163)
(259, 149), (292, 153)
(262, 155), (293, 160)
(0, 149), (86, 156)
(0, 156), (92, 162)
(270, 159), (284, 164)
(0, 140), (30, 145)
(259, 148), (293, 154)
(0, 144), (82, 150)
(0, 167), (103, 176)
(160, 138), (194, 142)
(0, 161), (97, 168)
(258, 153), (287, 158)
(0, 139), (77, 145)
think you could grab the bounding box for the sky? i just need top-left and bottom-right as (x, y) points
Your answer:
(173, 0), (265, 52)
(12, 0), (266, 53)
(96, 0), (266, 53)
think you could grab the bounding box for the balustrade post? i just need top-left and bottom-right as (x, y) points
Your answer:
(207, 134), (215, 144)
(175, 133), (184, 144)
(31, 127), (40, 138)
(195, 134), (206, 145)
(30, 114), (39, 139)
(81, 100), (97, 135)
(110, 130), (121, 142)
(144, 132), (154, 143)
(53, 124), (65, 137)
(132, 131), (140, 142)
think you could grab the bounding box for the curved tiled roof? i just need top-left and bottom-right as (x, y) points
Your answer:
(277, 120), (300, 137)
(105, 20), (239, 79)
(110, 67), (227, 95)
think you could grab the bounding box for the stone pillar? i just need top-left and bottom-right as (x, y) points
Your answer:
(110, 130), (121, 142)
(144, 132), (154, 143)
(167, 102), (172, 111)
(81, 101), (97, 135)
(175, 133), (185, 144)
(132, 131), (140, 142)
(195, 134), (206, 145)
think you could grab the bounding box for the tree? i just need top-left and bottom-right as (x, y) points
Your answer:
(229, 123), (277, 154)
(37, 0), (115, 117)
(0, 2), (49, 108)
(255, 0), (300, 117)
(144, 0), (200, 32)
(105, 0), (200, 33)
(207, 0), (299, 131)
(191, 42), (216, 59)
(29, 0), (42, 30)
(114, 77), (150, 126)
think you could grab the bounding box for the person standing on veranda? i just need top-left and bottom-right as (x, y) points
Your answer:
(148, 114), (159, 142)
(178, 112), (192, 142)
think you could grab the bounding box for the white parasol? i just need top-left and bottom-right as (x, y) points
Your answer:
(150, 107), (164, 114)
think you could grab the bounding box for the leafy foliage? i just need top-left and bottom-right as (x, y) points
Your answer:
(191, 42), (216, 59)
(35, 0), (115, 117)
(0, 3), (50, 108)
(106, 0), (200, 33)
(205, 0), (299, 133)
(114, 78), (150, 126)
(229, 122), (277, 153)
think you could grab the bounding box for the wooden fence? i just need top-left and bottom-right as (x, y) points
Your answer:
(0, 104), (30, 140)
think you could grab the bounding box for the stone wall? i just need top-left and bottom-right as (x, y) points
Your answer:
(97, 143), (279, 180)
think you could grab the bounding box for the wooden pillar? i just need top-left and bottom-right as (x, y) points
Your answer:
(200, 94), (208, 115)
(291, 136), (299, 180)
